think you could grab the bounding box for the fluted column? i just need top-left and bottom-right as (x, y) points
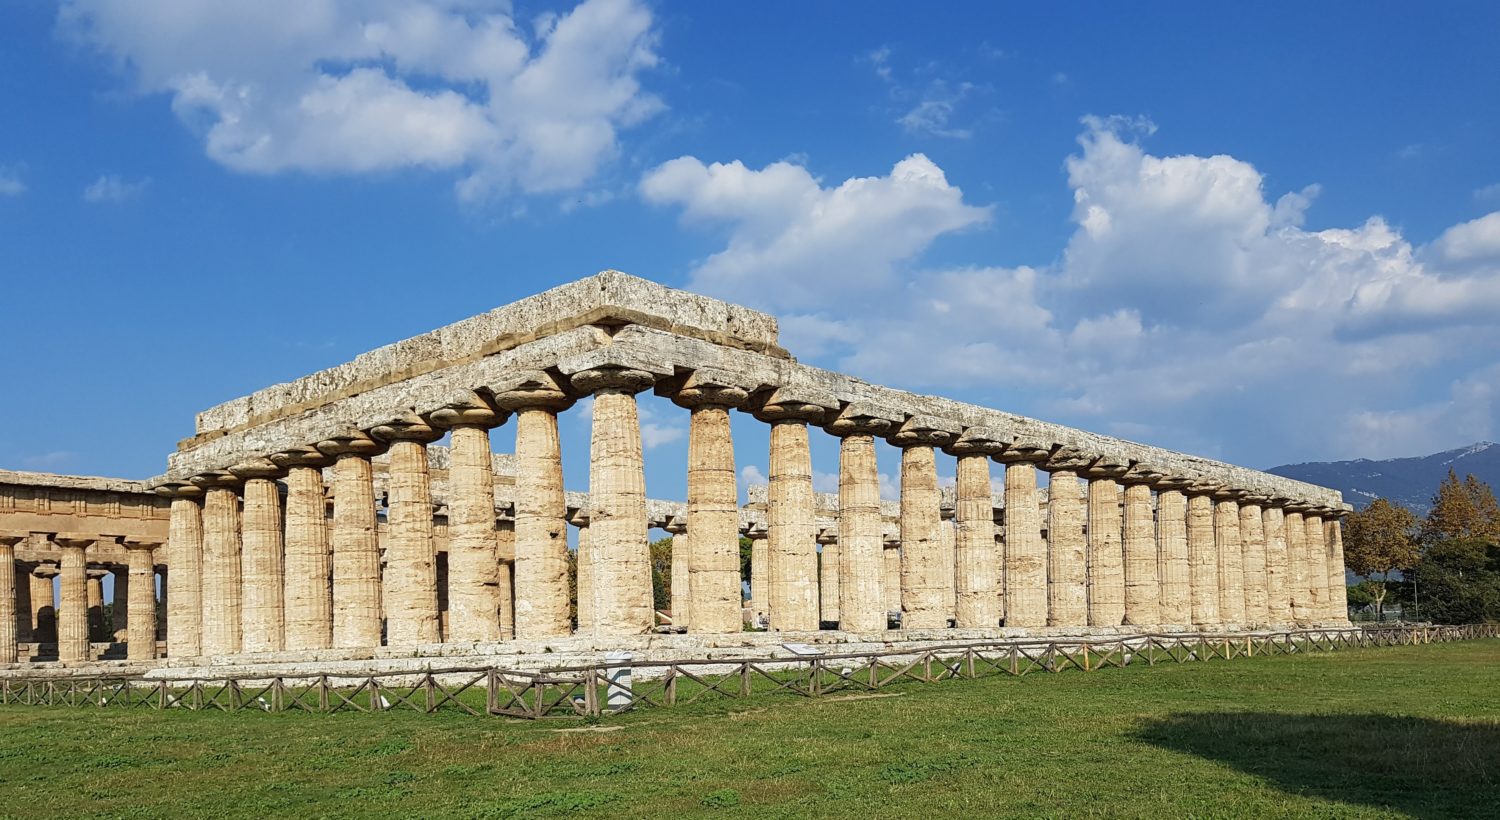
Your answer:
(14, 560), (31, 645)
(1153, 480), (1191, 624)
(1262, 504), (1291, 623)
(882, 534), (901, 620)
(371, 418), (444, 646)
(1001, 444), (1051, 628)
(757, 392), (826, 633)
(1041, 450), (1089, 628)
(1284, 506), (1311, 624)
(570, 367), (656, 635)
(749, 529), (769, 624)
(156, 483), (203, 657)
(948, 432), (1002, 629)
(111, 568), (129, 641)
(316, 433), (385, 649)
(193, 472), (243, 656)
(665, 518), (690, 630)
(30, 562), (58, 645)
(1186, 486), (1220, 626)
(1214, 491), (1246, 625)
(827, 409), (892, 633)
(270, 448), (332, 651)
(0, 533), (20, 664)
(1121, 465), (1163, 626)
(123, 539), (161, 660)
(1239, 498), (1268, 624)
(430, 393), (509, 642)
(227, 458), (287, 653)
(1303, 511), (1329, 622)
(496, 520), (516, 640)
(1085, 460), (1128, 627)
(571, 516), (592, 632)
(86, 565), (108, 642)
(55, 535), (92, 663)
(673, 377), (748, 634)
(817, 530), (839, 625)
(1325, 512), (1349, 622)
(891, 419), (955, 630)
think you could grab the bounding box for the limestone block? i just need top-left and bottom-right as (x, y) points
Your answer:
(1239, 502), (1268, 624)
(1087, 478), (1125, 627)
(1155, 489), (1190, 624)
(1186, 492), (1219, 625)
(1214, 498), (1245, 624)
(1121, 482), (1158, 626)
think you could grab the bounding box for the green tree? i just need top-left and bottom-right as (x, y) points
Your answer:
(649, 536), (674, 617)
(1409, 538), (1500, 624)
(1343, 498), (1419, 621)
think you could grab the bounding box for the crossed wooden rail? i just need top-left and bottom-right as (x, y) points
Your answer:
(2, 624), (1493, 719)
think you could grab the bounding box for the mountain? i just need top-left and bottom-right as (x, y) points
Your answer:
(1268, 442), (1500, 513)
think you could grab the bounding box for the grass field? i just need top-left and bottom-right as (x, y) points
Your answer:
(1, 640), (1497, 819)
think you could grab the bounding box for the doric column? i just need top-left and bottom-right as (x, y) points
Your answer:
(671, 372), (748, 634)
(1041, 448), (1090, 628)
(1303, 510), (1329, 622)
(228, 458), (287, 653)
(156, 483), (203, 657)
(1121, 465), (1163, 626)
(30, 562), (58, 645)
(123, 539), (161, 660)
(1084, 458), (1129, 628)
(192, 471), (244, 656)
(1284, 505), (1310, 624)
(86, 564), (108, 642)
(0, 533), (21, 664)
(891, 417), (957, 630)
(1239, 497), (1269, 624)
(882, 531), (901, 621)
(947, 430), (1002, 629)
(371, 417), (444, 646)
(1262, 504), (1291, 623)
(569, 366), (657, 635)
(429, 392), (509, 643)
(755, 390), (827, 632)
(1185, 484), (1220, 627)
(111, 567), (129, 641)
(1325, 510), (1350, 623)
(1153, 478), (1191, 625)
(55, 535), (93, 663)
(1213, 489), (1246, 625)
(664, 517), (690, 630)
(496, 519), (516, 640)
(826, 406), (893, 633)
(569, 513), (592, 632)
(14, 560), (31, 645)
(748, 527), (769, 624)
(269, 448), (333, 651)
(816, 529), (839, 625)
(999, 442), (1050, 627)
(315, 432), (386, 649)
(494, 374), (575, 640)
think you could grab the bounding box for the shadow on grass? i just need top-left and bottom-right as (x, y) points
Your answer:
(1135, 712), (1500, 818)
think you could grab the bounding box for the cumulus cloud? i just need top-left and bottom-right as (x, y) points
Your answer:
(60, 0), (662, 201)
(647, 118), (1500, 464)
(82, 174), (149, 203)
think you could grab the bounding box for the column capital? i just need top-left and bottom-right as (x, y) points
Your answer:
(662, 515), (687, 535)
(1283, 500), (1314, 514)
(153, 481), (204, 500)
(888, 415), (960, 449)
(1152, 475), (1194, 492)
(427, 390), (508, 428)
(664, 367), (753, 410)
(1120, 462), (1165, 486)
(54, 533), (97, 550)
(0, 531), (26, 547)
(815, 528), (839, 546)
(189, 471), (243, 491)
(750, 385), (837, 424)
(824, 403), (898, 437)
(32, 561), (59, 579)
(268, 447), (334, 470)
(1081, 456), (1131, 480)
(1212, 486), (1251, 502)
(315, 430), (387, 459)
(569, 366), (657, 395)
(86, 566), (111, 580)
(490, 371), (575, 413)
(370, 414), (444, 444)
(1239, 493), (1272, 507)
(1184, 480), (1225, 497)
(994, 438), (1053, 465)
(123, 538), (162, 553)
(1041, 447), (1095, 473)
(944, 426), (1005, 457)
(228, 457), (286, 481)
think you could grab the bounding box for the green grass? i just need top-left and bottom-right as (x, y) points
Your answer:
(1, 641), (1498, 818)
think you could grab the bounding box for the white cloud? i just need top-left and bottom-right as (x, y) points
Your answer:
(82, 174), (149, 203)
(1476, 182), (1500, 202)
(740, 464), (767, 487)
(60, 0), (662, 201)
(862, 48), (986, 139)
(0, 165), (24, 196)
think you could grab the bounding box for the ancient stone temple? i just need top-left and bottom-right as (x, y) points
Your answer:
(0, 272), (1351, 670)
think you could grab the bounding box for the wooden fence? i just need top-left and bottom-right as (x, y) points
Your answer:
(2, 624), (1494, 720)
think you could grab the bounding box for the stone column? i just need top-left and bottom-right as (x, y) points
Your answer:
(1262, 504), (1291, 623)
(1121, 465), (1163, 626)
(672, 375), (748, 634)
(1303, 510), (1329, 622)
(86, 565), (108, 642)
(1325, 511), (1350, 623)
(31, 562), (58, 645)
(55, 535), (93, 663)
(569, 367), (657, 635)
(827, 408), (893, 633)
(0, 533), (20, 664)
(882, 533), (901, 621)
(1284, 506), (1310, 624)
(817, 530), (839, 625)
(1000, 443), (1050, 627)
(122, 539), (161, 660)
(228, 458), (287, 653)
(891, 418), (956, 630)
(156, 483), (203, 657)
(1084, 460), (1129, 628)
(756, 392), (826, 633)
(14, 561), (31, 645)
(748, 529), (769, 625)
(948, 431), (1002, 629)
(1186, 485), (1220, 627)
(193, 472), (244, 656)
(111, 567), (129, 641)
(429, 393), (509, 643)
(1041, 449), (1090, 628)
(495, 374), (575, 640)
(664, 517), (690, 630)
(570, 514), (592, 632)
(371, 418), (444, 646)
(270, 448), (333, 651)
(1213, 490), (1246, 625)
(496, 520), (516, 640)
(1153, 479), (1192, 625)
(1239, 498), (1269, 624)
(316, 433), (386, 649)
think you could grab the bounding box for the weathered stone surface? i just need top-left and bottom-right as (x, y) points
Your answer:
(277, 456), (331, 651)
(1303, 513), (1329, 622)
(898, 443), (947, 630)
(1087, 478), (1125, 627)
(1285, 510), (1311, 624)
(377, 433), (441, 647)
(1156, 489), (1191, 624)
(320, 444), (382, 650)
(766, 419), (819, 631)
(817, 530), (840, 624)
(123, 539), (160, 660)
(1214, 497), (1246, 624)
(1043, 467), (1085, 628)
(1187, 492), (1219, 626)
(1262, 505), (1291, 623)
(1239, 501), (1268, 624)
(237, 472), (286, 653)
(953, 454), (997, 629)
(444, 424), (502, 642)
(194, 476), (243, 656)
(1325, 516), (1349, 622)
(509, 405), (571, 639)
(684, 400), (742, 634)
(1121, 482), (1158, 625)
(55, 535), (92, 663)
(836, 431), (885, 633)
(0, 533), (20, 664)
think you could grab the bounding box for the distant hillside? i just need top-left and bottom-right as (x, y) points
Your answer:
(1268, 442), (1500, 513)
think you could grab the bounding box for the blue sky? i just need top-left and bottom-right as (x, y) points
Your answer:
(3, 1), (1500, 505)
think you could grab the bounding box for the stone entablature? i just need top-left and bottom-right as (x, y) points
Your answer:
(1, 470), (170, 564)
